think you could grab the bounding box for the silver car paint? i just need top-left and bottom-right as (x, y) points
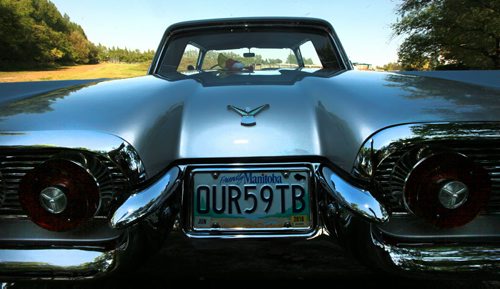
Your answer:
(0, 71), (499, 178)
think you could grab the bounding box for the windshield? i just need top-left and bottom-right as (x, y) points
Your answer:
(157, 27), (342, 76)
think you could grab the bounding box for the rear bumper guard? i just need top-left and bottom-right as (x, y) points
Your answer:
(319, 166), (388, 223)
(110, 166), (181, 229)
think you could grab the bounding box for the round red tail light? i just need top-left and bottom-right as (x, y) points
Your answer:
(19, 159), (100, 231)
(404, 152), (490, 228)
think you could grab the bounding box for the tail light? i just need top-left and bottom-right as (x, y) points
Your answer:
(19, 159), (100, 231)
(404, 152), (490, 228)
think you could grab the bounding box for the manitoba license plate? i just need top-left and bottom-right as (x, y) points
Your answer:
(192, 168), (312, 231)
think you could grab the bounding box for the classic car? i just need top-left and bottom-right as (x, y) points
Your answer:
(0, 17), (500, 281)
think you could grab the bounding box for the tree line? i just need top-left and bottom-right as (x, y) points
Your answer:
(0, 0), (154, 70)
(95, 45), (155, 64)
(1, 0), (497, 71)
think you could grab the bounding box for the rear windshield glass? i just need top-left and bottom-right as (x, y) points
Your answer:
(157, 27), (343, 77)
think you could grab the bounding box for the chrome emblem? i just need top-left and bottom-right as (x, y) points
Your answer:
(39, 186), (68, 214)
(227, 104), (269, 126)
(438, 180), (469, 209)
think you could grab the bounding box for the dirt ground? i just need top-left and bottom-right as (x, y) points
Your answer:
(0, 63), (149, 82)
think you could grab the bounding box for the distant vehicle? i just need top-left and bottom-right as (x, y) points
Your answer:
(1, 17), (500, 281)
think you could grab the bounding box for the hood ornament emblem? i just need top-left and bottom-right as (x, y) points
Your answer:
(227, 104), (269, 126)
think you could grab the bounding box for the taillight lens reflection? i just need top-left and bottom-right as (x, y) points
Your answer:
(404, 153), (490, 228)
(19, 159), (100, 231)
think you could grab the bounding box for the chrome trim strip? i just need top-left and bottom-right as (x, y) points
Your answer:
(0, 247), (118, 280)
(352, 122), (500, 180)
(110, 166), (181, 229)
(0, 130), (147, 184)
(183, 228), (323, 240)
(320, 166), (388, 223)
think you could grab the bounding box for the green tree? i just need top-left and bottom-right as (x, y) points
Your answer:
(0, 0), (135, 68)
(266, 58), (282, 66)
(67, 30), (90, 63)
(286, 53), (297, 64)
(0, 0), (35, 65)
(0, 0), (156, 69)
(393, 0), (500, 70)
(377, 62), (403, 71)
(304, 58), (314, 65)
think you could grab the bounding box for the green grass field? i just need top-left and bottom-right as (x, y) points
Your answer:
(0, 62), (150, 82)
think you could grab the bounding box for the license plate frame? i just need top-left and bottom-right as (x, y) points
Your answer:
(187, 166), (315, 235)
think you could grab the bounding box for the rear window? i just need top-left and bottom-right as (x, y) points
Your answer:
(200, 48), (299, 71)
(157, 27), (342, 76)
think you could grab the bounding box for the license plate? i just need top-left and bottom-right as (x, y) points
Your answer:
(191, 168), (312, 231)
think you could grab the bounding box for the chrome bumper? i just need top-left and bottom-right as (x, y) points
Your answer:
(0, 217), (128, 281)
(375, 240), (500, 273)
(5, 162), (498, 279)
(110, 164), (388, 232)
(0, 247), (121, 280)
(371, 229), (500, 275)
(0, 165), (180, 280)
(366, 217), (500, 276)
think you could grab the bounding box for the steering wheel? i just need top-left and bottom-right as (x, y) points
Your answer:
(209, 64), (221, 69)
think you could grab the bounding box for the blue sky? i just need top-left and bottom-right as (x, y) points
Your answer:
(51, 0), (404, 66)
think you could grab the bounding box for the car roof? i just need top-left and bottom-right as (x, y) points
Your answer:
(163, 17), (335, 36)
(186, 30), (315, 50)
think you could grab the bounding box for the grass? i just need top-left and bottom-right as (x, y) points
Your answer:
(0, 62), (150, 82)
